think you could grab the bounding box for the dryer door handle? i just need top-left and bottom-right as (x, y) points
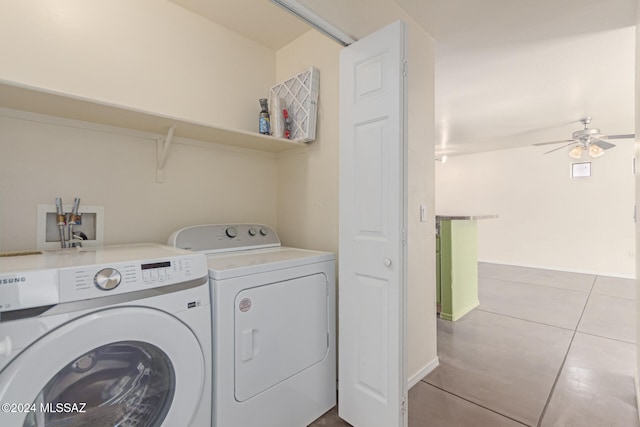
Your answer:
(241, 329), (255, 362)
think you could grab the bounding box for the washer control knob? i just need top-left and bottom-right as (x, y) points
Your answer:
(94, 268), (122, 291)
(225, 226), (238, 238)
(259, 228), (269, 236)
(248, 227), (257, 236)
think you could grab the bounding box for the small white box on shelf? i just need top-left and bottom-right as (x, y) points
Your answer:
(269, 96), (287, 138)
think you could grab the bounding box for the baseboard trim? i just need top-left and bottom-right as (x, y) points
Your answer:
(635, 372), (640, 423)
(408, 357), (440, 389)
(477, 259), (635, 279)
(440, 300), (479, 322)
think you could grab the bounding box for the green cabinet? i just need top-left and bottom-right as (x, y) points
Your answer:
(436, 233), (441, 310)
(436, 216), (495, 321)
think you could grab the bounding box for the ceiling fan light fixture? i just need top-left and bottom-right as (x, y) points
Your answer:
(537, 116), (631, 157)
(588, 144), (604, 158)
(569, 146), (583, 159)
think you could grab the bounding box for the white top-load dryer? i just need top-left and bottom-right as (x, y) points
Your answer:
(0, 244), (211, 427)
(168, 224), (336, 427)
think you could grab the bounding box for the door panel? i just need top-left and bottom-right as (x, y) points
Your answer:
(356, 120), (388, 235)
(339, 20), (408, 427)
(355, 273), (389, 402)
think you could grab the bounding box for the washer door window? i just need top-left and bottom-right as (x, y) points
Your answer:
(23, 341), (173, 427)
(0, 307), (205, 427)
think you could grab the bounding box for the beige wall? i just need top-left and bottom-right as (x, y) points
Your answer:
(405, 18), (437, 384)
(0, 110), (278, 251)
(0, 0), (282, 251)
(0, 0), (275, 132)
(437, 143), (636, 278)
(635, 0), (640, 409)
(275, 30), (341, 255)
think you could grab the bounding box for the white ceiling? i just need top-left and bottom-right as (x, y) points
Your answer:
(170, 0), (637, 156)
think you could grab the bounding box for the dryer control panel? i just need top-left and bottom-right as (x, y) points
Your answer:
(168, 224), (281, 254)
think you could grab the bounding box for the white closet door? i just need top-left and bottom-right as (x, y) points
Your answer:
(338, 20), (408, 427)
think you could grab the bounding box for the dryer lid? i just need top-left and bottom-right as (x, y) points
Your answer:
(206, 247), (334, 280)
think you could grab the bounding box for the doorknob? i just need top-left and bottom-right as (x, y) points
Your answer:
(384, 258), (392, 268)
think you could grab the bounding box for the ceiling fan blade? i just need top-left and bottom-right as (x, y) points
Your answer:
(533, 139), (574, 147)
(592, 138), (616, 150)
(543, 142), (575, 154)
(605, 134), (635, 140)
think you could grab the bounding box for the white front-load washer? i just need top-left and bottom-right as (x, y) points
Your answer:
(169, 224), (336, 427)
(0, 244), (211, 427)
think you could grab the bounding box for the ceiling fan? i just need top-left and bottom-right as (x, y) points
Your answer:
(534, 117), (635, 159)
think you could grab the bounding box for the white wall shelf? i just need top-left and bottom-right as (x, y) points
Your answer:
(0, 80), (308, 154)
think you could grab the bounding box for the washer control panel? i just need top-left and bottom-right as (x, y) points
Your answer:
(169, 224), (280, 254)
(0, 244), (208, 312)
(58, 254), (205, 302)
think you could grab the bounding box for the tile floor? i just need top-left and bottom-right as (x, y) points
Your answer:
(310, 263), (638, 427)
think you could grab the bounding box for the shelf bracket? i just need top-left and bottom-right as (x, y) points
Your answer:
(156, 125), (175, 183)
